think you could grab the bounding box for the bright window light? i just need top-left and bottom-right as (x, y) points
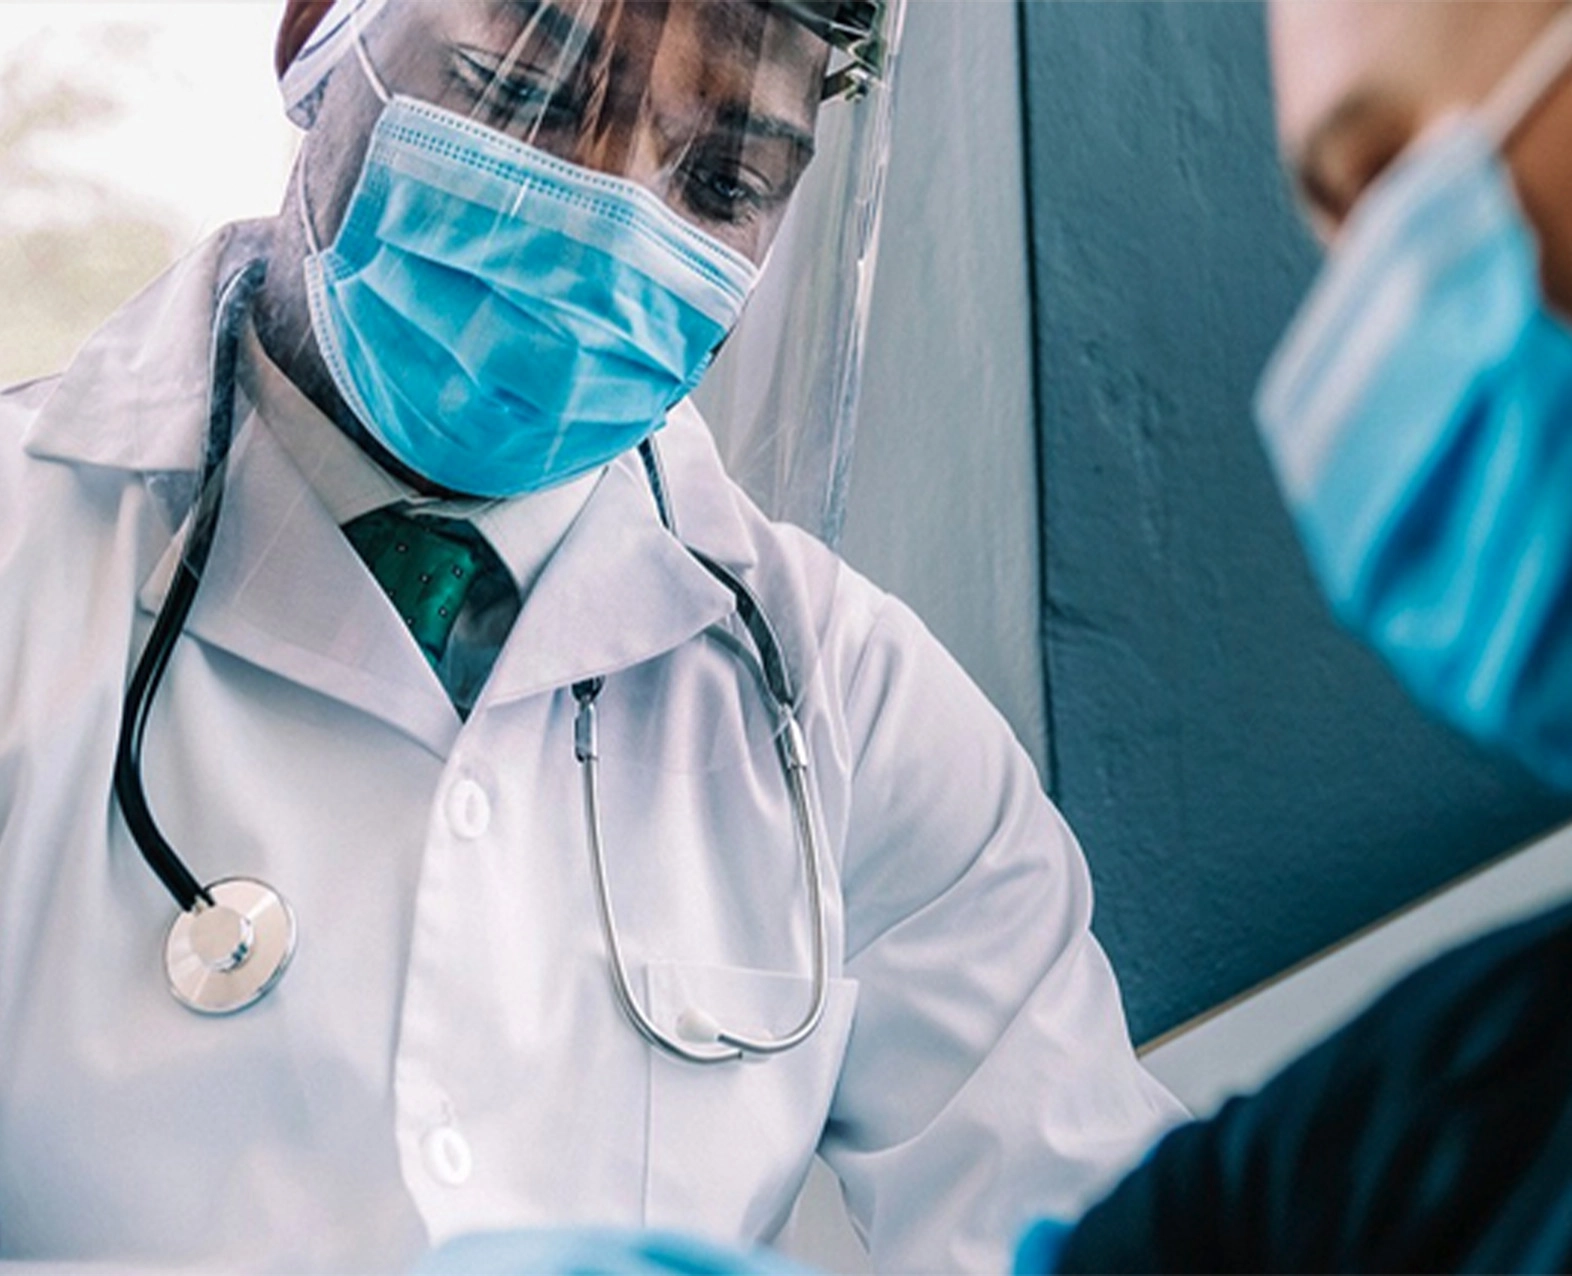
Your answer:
(0, 3), (295, 384)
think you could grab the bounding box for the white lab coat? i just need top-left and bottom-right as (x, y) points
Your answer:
(0, 226), (1183, 1273)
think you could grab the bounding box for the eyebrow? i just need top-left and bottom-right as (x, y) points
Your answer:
(488, 0), (818, 160)
(715, 103), (816, 157)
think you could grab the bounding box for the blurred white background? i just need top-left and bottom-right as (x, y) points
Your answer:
(0, 2), (294, 384)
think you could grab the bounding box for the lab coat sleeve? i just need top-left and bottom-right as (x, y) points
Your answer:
(817, 592), (1186, 1273)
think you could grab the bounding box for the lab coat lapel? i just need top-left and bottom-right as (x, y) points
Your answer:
(137, 421), (461, 758)
(482, 445), (737, 705)
(177, 407), (763, 728)
(21, 223), (458, 755)
(640, 400), (764, 567)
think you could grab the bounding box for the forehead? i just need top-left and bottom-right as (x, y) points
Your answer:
(1268, 1), (1560, 157)
(1267, 2), (1424, 157)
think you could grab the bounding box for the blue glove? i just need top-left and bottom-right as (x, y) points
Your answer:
(413, 1227), (820, 1275)
(1013, 1218), (1075, 1275)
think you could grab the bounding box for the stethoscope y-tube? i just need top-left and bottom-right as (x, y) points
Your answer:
(572, 538), (831, 1064)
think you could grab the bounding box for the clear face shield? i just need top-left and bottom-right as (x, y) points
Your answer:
(268, 0), (895, 731)
(283, 0), (904, 537)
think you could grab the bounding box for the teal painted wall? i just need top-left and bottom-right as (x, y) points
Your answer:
(1019, 0), (1572, 1042)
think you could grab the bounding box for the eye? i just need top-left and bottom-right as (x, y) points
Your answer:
(450, 48), (583, 134)
(680, 161), (774, 226)
(1296, 94), (1418, 238)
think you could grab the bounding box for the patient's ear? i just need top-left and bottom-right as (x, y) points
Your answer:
(275, 0), (337, 78)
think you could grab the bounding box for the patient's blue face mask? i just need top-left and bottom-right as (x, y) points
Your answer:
(300, 32), (763, 499)
(1256, 9), (1572, 787)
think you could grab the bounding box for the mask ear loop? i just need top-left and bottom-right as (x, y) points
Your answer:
(350, 14), (393, 107)
(297, 166), (326, 259)
(297, 9), (392, 260)
(1479, 3), (1572, 150)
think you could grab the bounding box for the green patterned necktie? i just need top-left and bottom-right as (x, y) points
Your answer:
(343, 506), (497, 667)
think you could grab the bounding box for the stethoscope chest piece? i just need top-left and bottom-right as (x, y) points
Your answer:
(164, 877), (297, 1015)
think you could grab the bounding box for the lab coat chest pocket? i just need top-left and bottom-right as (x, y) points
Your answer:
(642, 961), (858, 1238)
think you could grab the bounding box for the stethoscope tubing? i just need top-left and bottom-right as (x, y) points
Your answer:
(573, 672), (831, 1065)
(114, 260), (831, 1059)
(114, 260), (266, 914)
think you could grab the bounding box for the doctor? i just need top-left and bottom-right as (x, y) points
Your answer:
(0, 1), (1180, 1271)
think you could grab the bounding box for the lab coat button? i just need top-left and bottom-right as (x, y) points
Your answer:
(422, 1125), (474, 1186)
(446, 779), (491, 839)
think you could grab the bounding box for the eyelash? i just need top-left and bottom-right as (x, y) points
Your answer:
(452, 52), (582, 130)
(680, 162), (776, 226)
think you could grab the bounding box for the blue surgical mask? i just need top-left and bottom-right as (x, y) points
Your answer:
(1256, 9), (1572, 787)
(300, 94), (760, 499)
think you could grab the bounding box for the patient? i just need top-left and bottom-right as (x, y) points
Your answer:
(1030, 0), (1572, 1269)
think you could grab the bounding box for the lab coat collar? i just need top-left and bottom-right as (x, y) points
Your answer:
(22, 223), (761, 574)
(480, 415), (752, 707)
(132, 415), (757, 746)
(137, 414), (467, 757)
(54, 225), (762, 746)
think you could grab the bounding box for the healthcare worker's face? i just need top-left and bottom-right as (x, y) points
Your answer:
(1268, 0), (1572, 307)
(305, 0), (829, 264)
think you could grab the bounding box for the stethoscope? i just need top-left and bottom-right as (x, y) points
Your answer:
(115, 260), (829, 1064)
